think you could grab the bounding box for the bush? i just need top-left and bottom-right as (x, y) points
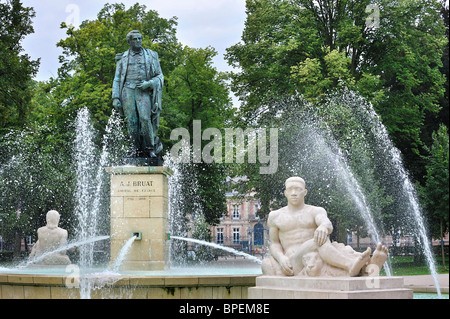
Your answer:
(0, 251), (13, 262)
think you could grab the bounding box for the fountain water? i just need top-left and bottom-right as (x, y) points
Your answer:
(170, 236), (262, 265)
(74, 108), (126, 265)
(73, 107), (128, 298)
(270, 99), (392, 275)
(0, 92), (442, 299)
(110, 235), (137, 273)
(164, 154), (202, 266)
(24, 235), (110, 267)
(73, 108), (99, 298)
(275, 91), (439, 294)
(295, 124), (392, 276)
(349, 93), (442, 297)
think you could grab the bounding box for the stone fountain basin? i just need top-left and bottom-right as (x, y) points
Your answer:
(0, 272), (258, 299)
(0, 265), (260, 299)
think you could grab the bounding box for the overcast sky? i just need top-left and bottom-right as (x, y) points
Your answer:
(20, 0), (247, 81)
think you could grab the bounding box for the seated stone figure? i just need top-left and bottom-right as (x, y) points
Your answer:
(29, 210), (71, 265)
(262, 177), (388, 277)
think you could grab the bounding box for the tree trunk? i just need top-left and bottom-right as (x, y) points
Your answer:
(13, 231), (21, 259)
(13, 208), (22, 259)
(441, 218), (447, 270)
(413, 236), (425, 264)
(356, 228), (360, 250)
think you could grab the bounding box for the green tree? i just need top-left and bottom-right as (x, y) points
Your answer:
(226, 0), (309, 123)
(0, 124), (75, 257)
(53, 3), (179, 133)
(0, 0), (39, 130)
(226, 91), (393, 245)
(30, 3), (233, 237)
(421, 125), (449, 269)
(225, 0), (446, 238)
(190, 215), (214, 262)
(226, 0), (446, 181)
(164, 46), (234, 225)
(368, 0), (447, 179)
(163, 45), (233, 146)
(437, 1), (449, 128)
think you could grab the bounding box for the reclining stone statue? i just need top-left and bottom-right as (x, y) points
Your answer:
(262, 177), (388, 277)
(29, 210), (71, 265)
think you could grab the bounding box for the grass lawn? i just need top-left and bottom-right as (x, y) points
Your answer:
(382, 255), (449, 276)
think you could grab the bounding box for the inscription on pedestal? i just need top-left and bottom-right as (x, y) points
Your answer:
(107, 166), (172, 271)
(110, 174), (165, 197)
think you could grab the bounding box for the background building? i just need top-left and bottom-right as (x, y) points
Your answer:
(210, 190), (269, 256)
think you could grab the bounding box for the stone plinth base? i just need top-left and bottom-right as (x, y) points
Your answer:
(106, 166), (172, 271)
(248, 276), (413, 299)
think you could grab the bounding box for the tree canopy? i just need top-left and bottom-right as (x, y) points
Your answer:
(0, 0), (39, 130)
(421, 124), (449, 240)
(226, 0), (447, 179)
(0, 2), (234, 254)
(225, 0), (448, 243)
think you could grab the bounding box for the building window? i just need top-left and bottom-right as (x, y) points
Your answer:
(254, 204), (260, 219)
(217, 228), (224, 244)
(233, 228), (240, 244)
(232, 205), (240, 219)
(347, 233), (353, 244)
(254, 222), (264, 245)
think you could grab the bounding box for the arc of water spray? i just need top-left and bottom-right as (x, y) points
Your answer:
(305, 125), (393, 276)
(73, 108), (127, 298)
(22, 236), (110, 267)
(170, 236), (262, 265)
(349, 99), (442, 297)
(110, 235), (137, 273)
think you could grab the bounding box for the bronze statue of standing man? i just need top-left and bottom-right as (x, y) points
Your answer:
(112, 30), (163, 161)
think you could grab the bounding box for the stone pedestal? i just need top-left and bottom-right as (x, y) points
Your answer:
(248, 276), (413, 299)
(106, 166), (172, 271)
